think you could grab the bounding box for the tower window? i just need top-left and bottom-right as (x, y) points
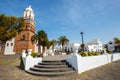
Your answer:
(7, 43), (9, 46)
(21, 35), (25, 40)
(11, 43), (13, 46)
(23, 35), (25, 40)
(25, 14), (27, 17)
(29, 14), (31, 17)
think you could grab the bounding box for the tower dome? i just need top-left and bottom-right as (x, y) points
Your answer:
(25, 5), (33, 11)
(23, 5), (35, 26)
(24, 5), (34, 19)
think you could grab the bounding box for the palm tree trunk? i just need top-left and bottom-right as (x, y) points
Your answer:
(41, 46), (46, 57)
(38, 41), (42, 56)
(43, 46), (46, 54)
(38, 45), (41, 55)
(52, 45), (54, 53)
(62, 44), (64, 53)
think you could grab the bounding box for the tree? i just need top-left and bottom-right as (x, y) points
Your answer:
(114, 37), (120, 44)
(80, 43), (85, 51)
(114, 37), (120, 51)
(50, 39), (57, 53)
(0, 14), (24, 54)
(31, 34), (38, 44)
(31, 30), (48, 57)
(58, 36), (69, 53)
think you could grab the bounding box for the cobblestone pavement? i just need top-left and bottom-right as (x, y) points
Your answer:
(0, 54), (120, 80)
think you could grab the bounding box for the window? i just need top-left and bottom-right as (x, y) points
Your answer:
(11, 43), (13, 46)
(109, 42), (112, 45)
(7, 43), (9, 46)
(23, 35), (25, 40)
(21, 35), (25, 40)
(29, 14), (31, 17)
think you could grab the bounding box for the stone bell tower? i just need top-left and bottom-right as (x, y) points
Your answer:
(14, 5), (35, 53)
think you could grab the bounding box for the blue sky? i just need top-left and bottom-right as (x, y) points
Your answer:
(0, 0), (120, 44)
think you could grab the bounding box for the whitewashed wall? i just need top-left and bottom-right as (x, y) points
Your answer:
(22, 50), (42, 70)
(66, 53), (120, 74)
(4, 38), (15, 55)
(34, 44), (38, 53)
(66, 43), (80, 52)
(34, 44), (42, 53)
(22, 56), (42, 70)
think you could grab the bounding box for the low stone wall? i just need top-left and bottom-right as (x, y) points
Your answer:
(22, 50), (42, 70)
(22, 56), (42, 70)
(66, 53), (120, 74)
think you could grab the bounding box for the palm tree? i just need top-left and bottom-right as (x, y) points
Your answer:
(31, 34), (38, 44)
(50, 39), (57, 53)
(31, 30), (48, 56)
(41, 38), (49, 55)
(0, 14), (24, 54)
(58, 36), (69, 53)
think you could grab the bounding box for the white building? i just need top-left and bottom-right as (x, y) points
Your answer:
(66, 43), (80, 52)
(106, 41), (119, 52)
(106, 41), (115, 52)
(65, 39), (103, 53)
(4, 38), (15, 55)
(85, 39), (103, 52)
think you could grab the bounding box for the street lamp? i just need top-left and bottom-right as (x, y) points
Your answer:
(80, 32), (84, 51)
(80, 32), (84, 44)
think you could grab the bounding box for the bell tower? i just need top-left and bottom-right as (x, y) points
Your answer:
(14, 5), (35, 53)
(24, 5), (35, 26)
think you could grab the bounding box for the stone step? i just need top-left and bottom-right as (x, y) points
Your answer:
(26, 70), (76, 76)
(30, 67), (73, 72)
(34, 64), (68, 68)
(26, 59), (76, 76)
(38, 62), (67, 65)
(42, 60), (66, 63)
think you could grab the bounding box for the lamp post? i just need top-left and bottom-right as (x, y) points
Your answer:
(80, 32), (84, 51)
(80, 32), (84, 44)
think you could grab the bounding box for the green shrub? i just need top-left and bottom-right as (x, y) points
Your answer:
(31, 52), (38, 58)
(26, 53), (28, 57)
(26, 52), (38, 57)
(101, 50), (104, 55)
(80, 51), (88, 57)
(88, 52), (99, 56)
(80, 51), (99, 57)
(107, 51), (112, 54)
(94, 52), (99, 56)
(88, 52), (93, 56)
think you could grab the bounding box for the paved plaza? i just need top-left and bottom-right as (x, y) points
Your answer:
(0, 54), (120, 80)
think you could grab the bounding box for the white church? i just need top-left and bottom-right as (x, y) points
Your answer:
(2, 5), (41, 55)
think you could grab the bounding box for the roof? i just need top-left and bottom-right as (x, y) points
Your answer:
(25, 5), (33, 11)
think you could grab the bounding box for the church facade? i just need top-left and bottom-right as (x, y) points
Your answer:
(4, 5), (37, 55)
